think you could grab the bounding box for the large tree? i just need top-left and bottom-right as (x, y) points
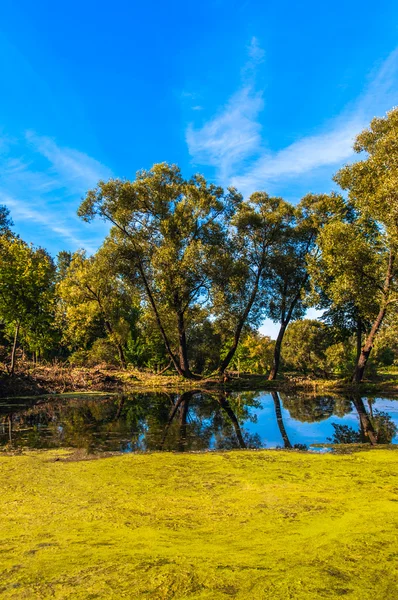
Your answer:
(319, 108), (398, 382)
(78, 163), (240, 378)
(213, 192), (293, 375)
(263, 192), (348, 380)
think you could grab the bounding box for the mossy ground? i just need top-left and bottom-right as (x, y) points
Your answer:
(0, 449), (397, 599)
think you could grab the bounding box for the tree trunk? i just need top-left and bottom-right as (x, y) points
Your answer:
(268, 277), (308, 381)
(351, 396), (377, 445)
(160, 392), (193, 449)
(104, 320), (127, 369)
(178, 394), (190, 452)
(177, 311), (193, 378)
(115, 343), (127, 370)
(136, 262), (184, 376)
(218, 266), (263, 376)
(268, 322), (287, 381)
(351, 305), (387, 383)
(9, 321), (20, 376)
(217, 394), (247, 448)
(356, 317), (362, 363)
(271, 391), (292, 448)
(352, 251), (394, 384)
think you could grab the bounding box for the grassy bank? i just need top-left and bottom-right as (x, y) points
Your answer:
(0, 449), (397, 599)
(3, 363), (398, 398)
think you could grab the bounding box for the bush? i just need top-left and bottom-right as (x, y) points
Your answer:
(68, 339), (119, 367)
(68, 350), (90, 367)
(88, 339), (119, 367)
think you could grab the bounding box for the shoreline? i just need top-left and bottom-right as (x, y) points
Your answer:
(2, 364), (398, 398)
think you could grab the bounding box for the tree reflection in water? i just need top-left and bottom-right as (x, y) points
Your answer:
(0, 391), (396, 451)
(271, 391), (292, 448)
(329, 396), (397, 445)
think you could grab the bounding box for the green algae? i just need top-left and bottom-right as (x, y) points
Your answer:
(0, 449), (397, 599)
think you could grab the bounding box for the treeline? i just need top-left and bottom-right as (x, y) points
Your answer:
(1, 109), (398, 383)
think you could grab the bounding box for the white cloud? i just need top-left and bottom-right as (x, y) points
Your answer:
(186, 87), (264, 181)
(247, 36), (265, 65)
(0, 134), (111, 252)
(186, 44), (398, 196)
(0, 192), (96, 252)
(26, 131), (112, 192)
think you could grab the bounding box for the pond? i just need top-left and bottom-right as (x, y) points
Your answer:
(1, 390), (397, 452)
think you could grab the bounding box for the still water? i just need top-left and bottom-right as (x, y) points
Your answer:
(1, 390), (397, 452)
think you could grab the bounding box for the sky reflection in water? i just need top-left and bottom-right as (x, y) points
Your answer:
(0, 391), (397, 452)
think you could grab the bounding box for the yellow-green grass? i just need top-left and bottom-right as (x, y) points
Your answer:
(1, 449), (397, 599)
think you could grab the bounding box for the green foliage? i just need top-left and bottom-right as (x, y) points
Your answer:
(78, 163), (241, 376)
(325, 341), (356, 377)
(126, 327), (167, 371)
(308, 217), (382, 321)
(57, 246), (138, 367)
(213, 193), (293, 336)
(0, 235), (57, 360)
(227, 332), (275, 374)
(0, 205), (13, 234)
(328, 423), (362, 444)
(372, 410), (398, 443)
(336, 107), (398, 242)
(87, 338), (120, 366)
(68, 349), (90, 367)
(282, 319), (331, 375)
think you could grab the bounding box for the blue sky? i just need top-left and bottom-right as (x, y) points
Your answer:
(1, 0), (398, 336)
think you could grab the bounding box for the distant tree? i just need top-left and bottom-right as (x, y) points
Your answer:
(224, 331), (274, 375)
(56, 250), (73, 281)
(282, 319), (331, 375)
(321, 302), (370, 364)
(0, 236), (55, 374)
(58, 245), (137, 368)
(0, 205), (13, 234)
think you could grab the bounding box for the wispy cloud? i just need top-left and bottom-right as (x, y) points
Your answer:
(0, 192), (94, 251)
(26, 132), (112, 192)
(186, 87), (264, 181)
(186, 43), (398, 196)
(186, 37), (266, 182)
(0, 133), (111, 253)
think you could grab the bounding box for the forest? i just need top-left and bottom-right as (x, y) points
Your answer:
(2, 108), (398, 387)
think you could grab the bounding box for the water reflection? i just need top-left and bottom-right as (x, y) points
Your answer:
(0, 391), (397, 452)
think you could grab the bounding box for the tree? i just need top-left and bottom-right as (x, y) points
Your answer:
(308, 214), (384, 382)
(223, 331), (274, 375)
(78, 163), (241, 379)
(0, 205), (13, 234)
(282, 319), (331, 375)
(321, 302), (369, 365)
(0, 236), (55, 374)
(333, 108), (398, 382)
(58, 245), (137, 368)
(263, 192), (349, 380)
(213, 192), (293, 375)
